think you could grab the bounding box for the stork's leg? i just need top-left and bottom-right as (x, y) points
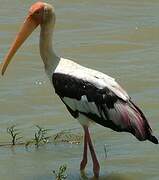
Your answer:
(80, 126), (88, 172)
(87, 128), (100, 179)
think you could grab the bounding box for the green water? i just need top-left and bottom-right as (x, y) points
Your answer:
(0, 0), (159, 179)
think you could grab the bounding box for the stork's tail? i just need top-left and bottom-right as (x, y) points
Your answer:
(108, 99), (158, 144)
(129, 100), (158, 144)
(147, 134), (158, 144)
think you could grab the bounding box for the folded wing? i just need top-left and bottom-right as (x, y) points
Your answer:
(52, 69), (158, 144)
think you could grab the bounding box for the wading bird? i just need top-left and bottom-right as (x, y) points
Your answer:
(1, 2), (158, 179)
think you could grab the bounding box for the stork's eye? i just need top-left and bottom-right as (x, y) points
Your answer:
(35, 10), (41, 15)
(44, 7), (49, 14)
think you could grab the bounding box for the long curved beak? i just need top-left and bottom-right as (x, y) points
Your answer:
(1, 15), (39, 75)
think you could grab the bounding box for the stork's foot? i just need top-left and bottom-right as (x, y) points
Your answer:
(80, 169), (88, 180)
(90, 176), (99, 180)
(93, 161), (100, 179)
(80, 158), (87, 171)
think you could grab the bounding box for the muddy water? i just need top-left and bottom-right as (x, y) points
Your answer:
(0, 0), (159, 179)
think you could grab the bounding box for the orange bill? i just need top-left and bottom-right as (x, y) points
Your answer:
(1, 15), (39, 75)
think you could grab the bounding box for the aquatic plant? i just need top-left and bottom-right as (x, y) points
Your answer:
(53, 129), (82, 144)
(3, 126), (82, 148)
(53, 164), (67, 180)
(104, 144), (110, 159)
(7, 125), (22, 145)
(25, 125), (50, 148)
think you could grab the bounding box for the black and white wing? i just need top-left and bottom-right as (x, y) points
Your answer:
(52, 58), (158, 144)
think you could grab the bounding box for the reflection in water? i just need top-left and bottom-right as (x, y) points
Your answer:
(100, 173), (133, 180)
(80, 171), (133, 180)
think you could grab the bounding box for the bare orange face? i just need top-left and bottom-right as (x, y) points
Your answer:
(1, 2), (45, 75)
(29, 2), (44, 24)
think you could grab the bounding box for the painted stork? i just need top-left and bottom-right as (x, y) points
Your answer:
(1, 2), (158, 179)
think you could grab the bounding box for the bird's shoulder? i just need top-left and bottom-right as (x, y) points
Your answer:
(55, 57), (114, 83)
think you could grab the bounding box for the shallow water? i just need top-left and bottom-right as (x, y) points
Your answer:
(0, 0), (159, 179)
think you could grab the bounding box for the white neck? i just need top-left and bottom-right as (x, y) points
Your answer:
(39, 21), (60, 76)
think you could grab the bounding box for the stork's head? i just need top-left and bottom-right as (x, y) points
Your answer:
(0, 2), (55, 75)
(29, 2), (55, 25)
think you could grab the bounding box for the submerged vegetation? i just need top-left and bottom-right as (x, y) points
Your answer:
(25, 125), (50, 148)
(2, 125), (110, 179)
(0, 125), (82, 179)
(104, 144), (110, 159)
(53, 129), (82, 145)
(0, 125), (82, 148)
(53, 164), (67, 180)
(7, 125), (23, 145)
